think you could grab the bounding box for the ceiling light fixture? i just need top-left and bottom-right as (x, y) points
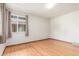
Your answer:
(45, 3), (56, 9)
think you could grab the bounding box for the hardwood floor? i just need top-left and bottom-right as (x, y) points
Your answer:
(3, 39), (79, 56)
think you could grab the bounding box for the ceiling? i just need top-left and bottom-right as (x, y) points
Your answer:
(6, 3), (79, 19)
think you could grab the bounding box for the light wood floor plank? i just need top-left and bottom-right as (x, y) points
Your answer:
(3, 39), (79, 56)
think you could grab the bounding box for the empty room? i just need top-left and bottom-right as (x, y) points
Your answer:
(0, 3), (79, 56)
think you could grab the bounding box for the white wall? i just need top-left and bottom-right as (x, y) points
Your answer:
(28, 15), (50, 41)
(7, 15), (50, 46)
(50, 11), (79, 43)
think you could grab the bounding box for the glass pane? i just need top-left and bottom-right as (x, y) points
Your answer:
(12, 24), (17, 32)
(11, 15), (17, 19)
(18, 16), (26, 20)
(18, 24), (26, 32)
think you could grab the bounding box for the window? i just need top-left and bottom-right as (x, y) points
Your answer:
(11, 15), (17, 19)
(18, 24), (26, 32)
(12, 24), (17, 32)
(11, 14), (26, 32)
(18, 16), (26, 20)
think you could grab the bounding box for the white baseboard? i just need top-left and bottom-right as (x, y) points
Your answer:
(50, 36), (79, 46)
(50, 36), (73, 43)
(72, 42), (79, 46)
(6, 38), (48, 46)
